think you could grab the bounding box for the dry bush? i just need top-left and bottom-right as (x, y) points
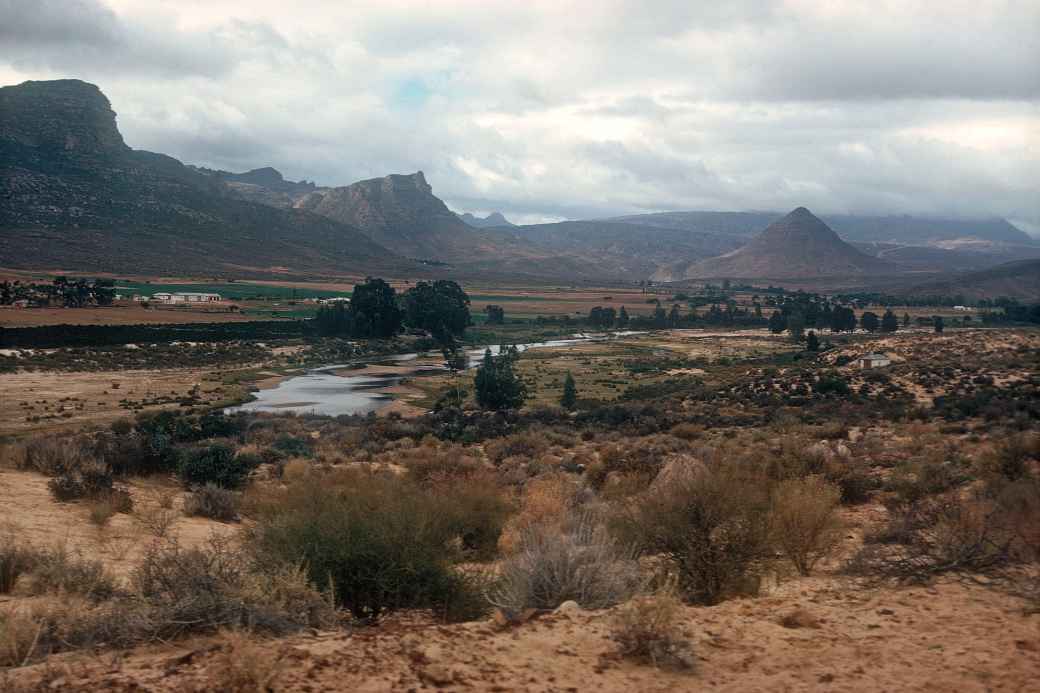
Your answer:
(206, 630), (287, 693)
(669, 423), (704, 441)
(0, 532), (38, 594)
(134, 503), (178, 539)
(132, 535), (335, 637)
(611, 586), (696, 671)
(490, 514), (641, 612)
(485, 432), (549, 465)
(850, 494), (1015, 582)
(499, 473), (582, 554)
(398, 442), (486, 486)
(184, 484), (240, 522)
(625, 463), (770, 605)
(770, 476), (843, 576)
(0, 610), (40, 668)
(984, 433), (1040, 483)
(25, 545), (117, 601)
(281, 458), (311, 484)
(88, 499), (117, 527)
(20, 436), (90, 476)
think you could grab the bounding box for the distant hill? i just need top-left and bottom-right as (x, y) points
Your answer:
(662, 207), (896, 281)
(457, 211), (515, 228)
(0, 79), (408, 278)
(495, 220), (744, 278)
(900, 259), (1040, 302)
(610, 210), (1034, 246)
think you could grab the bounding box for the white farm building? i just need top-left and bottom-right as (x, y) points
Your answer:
(151, 292), (222, 304)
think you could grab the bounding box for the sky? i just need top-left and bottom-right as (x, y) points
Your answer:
(1, 0), (1038, 231)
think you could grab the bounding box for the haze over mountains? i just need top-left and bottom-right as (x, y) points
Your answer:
(2, 79), (1037, 296)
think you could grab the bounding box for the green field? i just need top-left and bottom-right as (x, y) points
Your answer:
(115, 281), (352, 301)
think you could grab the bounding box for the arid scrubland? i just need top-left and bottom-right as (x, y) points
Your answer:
(0, 327), (1038, 691)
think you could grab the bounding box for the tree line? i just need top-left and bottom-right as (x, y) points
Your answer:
(0, 277), (116, 308)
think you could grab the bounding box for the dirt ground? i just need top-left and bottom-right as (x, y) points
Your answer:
(0, 468), (235, 579)
(0, 368), (234, 436)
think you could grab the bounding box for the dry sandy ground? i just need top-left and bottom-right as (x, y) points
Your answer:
(0, 368), (227, 436)
(7, 573), (1037, 692)
(0, 469), (235, 579)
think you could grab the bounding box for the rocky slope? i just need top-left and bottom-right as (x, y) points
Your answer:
(0, 80), (408, 278)
(661, 207), (897, 281)
(457, 211), (515, 228)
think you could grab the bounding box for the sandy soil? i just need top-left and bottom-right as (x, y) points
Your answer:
(0, 469), (235, 579)
(0, 368), (229, 436)
(7, 571), (1036, 691)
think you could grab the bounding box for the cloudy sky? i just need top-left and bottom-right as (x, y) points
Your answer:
(2, 0), (1038, 231)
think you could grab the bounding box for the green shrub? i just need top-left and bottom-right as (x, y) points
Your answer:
(248, 473), (489, 622)
(177, 444), (253, 489)
(271, 434), (313, 459)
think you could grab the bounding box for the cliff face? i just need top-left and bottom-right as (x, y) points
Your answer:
(293, 172), (469, 259)
(0, 79), (405, 277)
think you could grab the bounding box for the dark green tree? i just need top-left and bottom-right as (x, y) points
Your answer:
(880, 309), (899, 333)
(902, 312), (911, 328)
(934, 316), (944, 333)
(560, 371), (577, 410)
(668, 304), (681, 327)
(473, 348), (527, 411)
(786, 311), (806, 341)
(484, 304), (505, 325)
(314, 302), (355, 337)
(860, 311), (880, 333)
(806, 330), (820, 351)
(402, 280), (471, 345)
(768, 310), (787, 334)
(652, 305), (668, 329)
(350, 277), (403, 339)
(617, 305), (630, 328)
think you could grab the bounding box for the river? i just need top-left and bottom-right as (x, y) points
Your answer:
(227, 332), (642, 417)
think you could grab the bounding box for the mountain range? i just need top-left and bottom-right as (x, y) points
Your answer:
(2, 78), (1037, 297)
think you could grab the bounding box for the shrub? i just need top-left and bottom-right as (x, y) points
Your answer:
(485, 432), (548, 465)
(21, 436), (90, 476)
(132, 536), (335, 638)
(178, 444), (253, 489)
(0, 610), (39, 667)
(489, 514), (641, 612)
(248, 473), (488, 622)
(626, 465), (770, 604)
(0, 533), (38, 594)
(206, 630), (287, 693)
(271, 434), (313, 459)
(611, 586), (696, 671)
(987, 433), (1039, 482)
(47, 461), (121, 504)
(26, 545), (117, 601)
(770, 476), (843, 575)
(184, 484), (240, 522)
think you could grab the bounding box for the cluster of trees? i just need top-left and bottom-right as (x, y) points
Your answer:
(313, 278), (472, 346)
(473, 346), (526, 410)
(0, 277), (116, 308)
(584, 301), (769, 330)
(769, 306), (908, 341)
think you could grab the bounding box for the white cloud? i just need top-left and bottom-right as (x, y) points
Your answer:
(1, 0), (1037, 229)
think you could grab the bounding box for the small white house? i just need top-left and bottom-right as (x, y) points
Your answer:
(953, 305), (973, 312)
(857, 352), (891, 369)
(319, 297), (351, 305)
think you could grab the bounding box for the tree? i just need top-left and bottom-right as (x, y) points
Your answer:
(402, 280), (471, 345)
(617, 306), (630, 328)
(806, 330), (820, 352)
(880, 309), (899, 333)
(484, 304), (505, 325)
(668, 304), (681, 327)
(314, 302), (355, 337)
(902, 312), (911, 328)
(786, 311), (806, 342)
(560, 371), (577, 410)
(474, 348), (527, 410)
(768, 310), (787, 334)
(934, 316), (944, 334)
(830, 306), (856, 333)
(350, 277), (403, 339)
(652, 305), (668, 329)
(860, 311), (880, 333)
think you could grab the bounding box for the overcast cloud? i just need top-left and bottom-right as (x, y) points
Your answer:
(1, 0), (1037, 231)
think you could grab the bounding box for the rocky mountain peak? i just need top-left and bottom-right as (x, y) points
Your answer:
(0, 79), (127, 159)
